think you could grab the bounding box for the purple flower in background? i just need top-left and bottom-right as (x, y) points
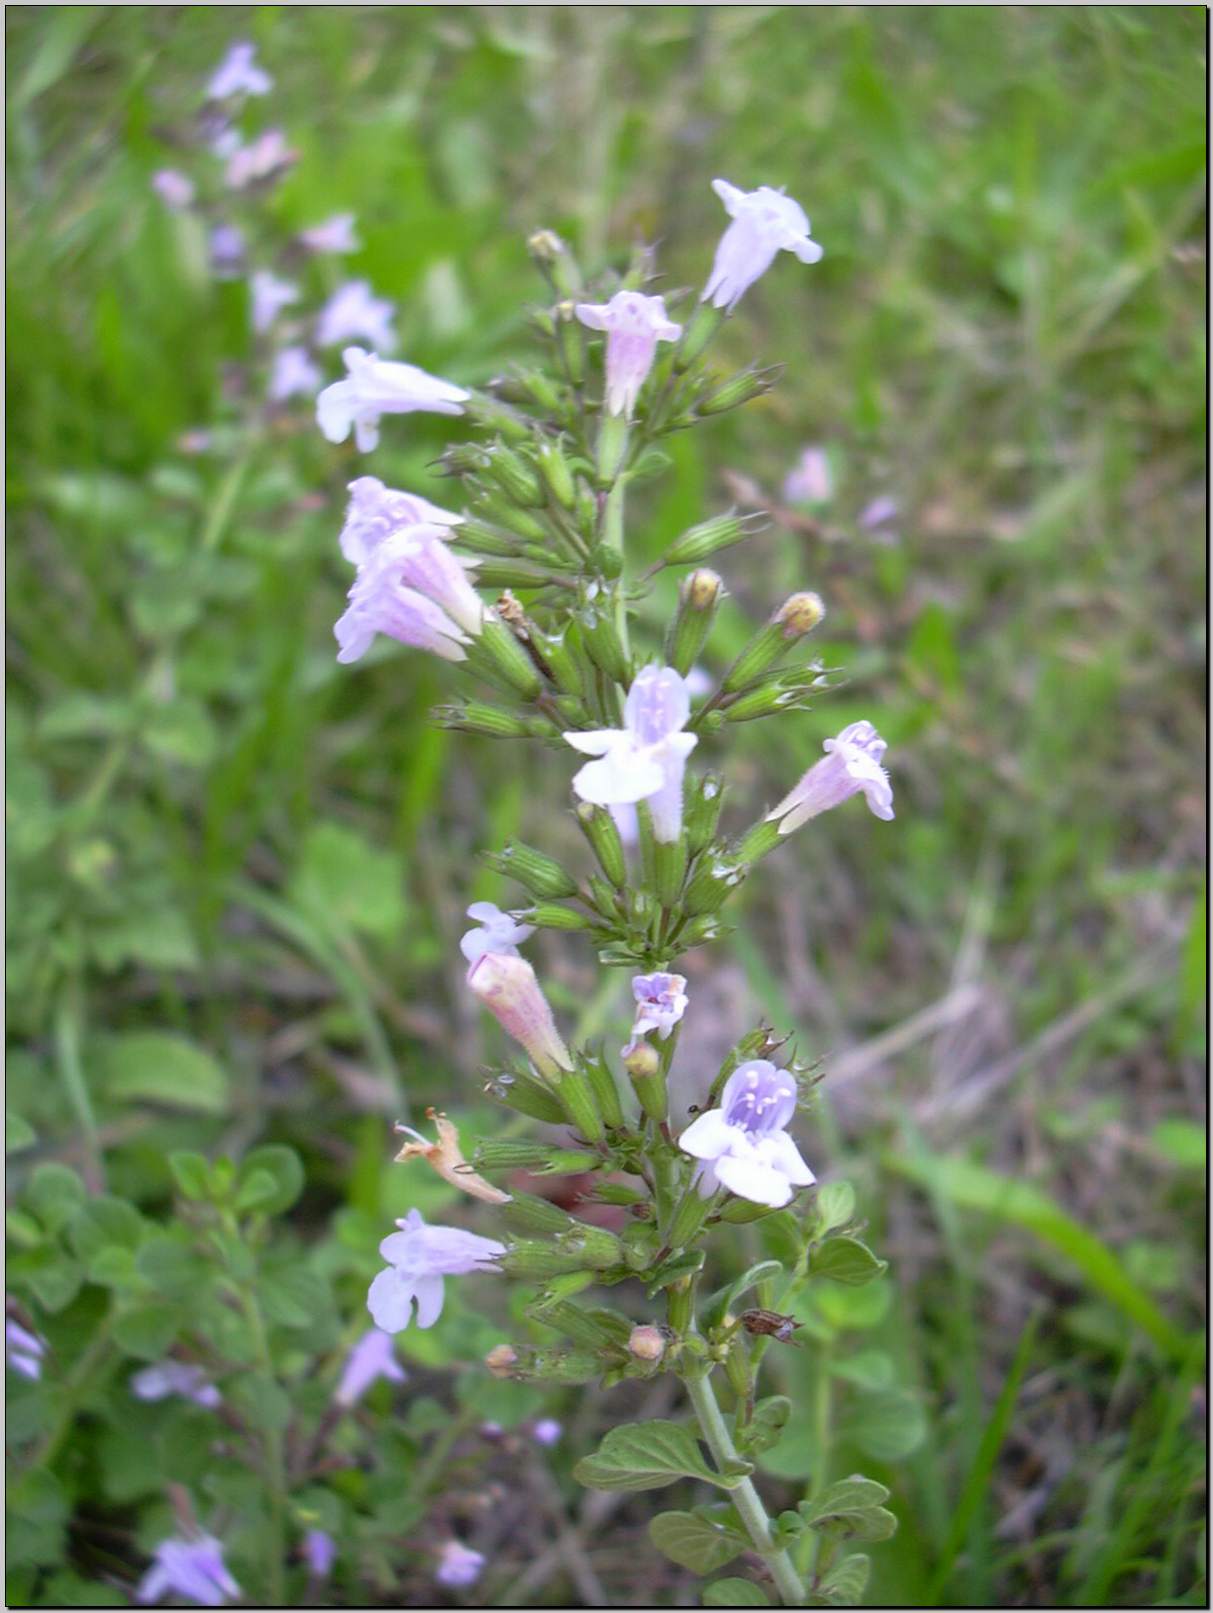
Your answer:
(575, 291), (681, 417)
(783, 445), (833, 506)
(466, 951), (573, 1077)
(333, 537), (473, 666)
(679, 1060), (815, 1207)
(302, 1529), (336, 1578)
(250, 269), (299, 335)
(435, 1540), (486, 1589)
(631, 972), (689, 1041)
(335, 1327), (408, 1407)
(766, 720), (894, 834)
(137, 1534), (240, 1607)
(338, 475), (463, 568)
(859, 495), (899, 530)
(152, 169), (195, 211)
(130, 1361), (221, 1409)
(316, 347), (468, 454)
(316, 281), (397, 351)
(207, 41), (272, 100)
(300, 213), (360, 255)
(6, 1320), (45, 1380)
(225, 128), (296, 190)
(209, 224), (245, 280)
(564, 665), (698, 844)
(268, 345), (322, 402)
(532, 1417), (562, 1447)
(459, 901), (534, 967)
(703, 179), (823, 312)
(367, 1209), (504, 1334)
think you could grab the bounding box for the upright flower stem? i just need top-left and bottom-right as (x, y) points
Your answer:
(238, 1285), (288, 1604)
(685, 1370), (805, 1607)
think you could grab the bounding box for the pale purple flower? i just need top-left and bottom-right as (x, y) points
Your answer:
(631, 972), (688, 1041)
(679, 1060), (815, 1207)
(130, 1361), (221, 1408)
(316, 347), (468, 454)
(207, 41), (272, 100)
(467, 951), (573, 1077)
(367, 1208), (504, 1334)
(436, 1540), (486, 1589)
(268, 345), (322, 402)
(137, 1534), (240, 1607)
(766, 720), (894, 834)
(250, 269), (299, 335)
(610, 802), (639, 847)
(460, 901), (535, 966)
(333, 533), (475, 666)
(575, 291), (681, 417)
(684, 665), (713, 700)
(152, 169), (195, 211)
(209, 124), (242, 161)
(6, 1320), (45, 1380)
(703, 179), (823, 312)
(225, 128), (295, 190)
(315, 281), (397, 351)
(338, 475), (463, 568)
(209, 224), (245, 279)
(303, 1529), (336, 1578)
(564, 665), (698, 844)
(335, 1327), (408, 1407)
(300, 213), (360, 255)
(783, 445), (833, 506)
(532, 1417), (562, 1447)
(859, 495), (899, 530)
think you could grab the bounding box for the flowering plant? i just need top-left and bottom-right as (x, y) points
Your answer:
(311, 184), (899, 1607)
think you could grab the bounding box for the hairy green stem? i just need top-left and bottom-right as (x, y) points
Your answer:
(239, 1285), (288, 1604)
(686, 1371), (805, 1606)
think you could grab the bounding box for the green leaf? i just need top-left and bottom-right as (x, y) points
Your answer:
(739, 1395), (792, 1456)
(15, 1249), (83, 1312)
(800, 1476), (891, 1527)
(1150, 1118), (1205, 1171)
(234, 1168), (280, 1213)
(136, 1232), (209, 1300)
(68, 1196), (145, 1264)
(820, 1553), (871, 1606)
(814, 1181), (856, 1232)
(236, 1145), (304, 1215)
(228, 1375), (292, 1432)
(86, 1246), (140, 1289)
(702, 1260), (783, 1326)
(810, 1236), (888, 1286)
(26, 1163), (87, 1233)
(260, 1266), (330, 1329)
(645, 1248), (705, 1295)
(6, 1111), (36, 1153)
(829, 1350), (895, 1391)
(845, 1390), (927, 1462)
(98, 1031), (230, 1114)
(648, 1511), (747, 1573)
(574, 1418), (733, 1492)
(169, 1152), (212, 1201)
(704, 1577), (770, 1605)
(291, 821), (406, 940)
(113, 1300), (179, 1359)
(884, 1150), (1193, 1360)
(142, 699), (217, 767)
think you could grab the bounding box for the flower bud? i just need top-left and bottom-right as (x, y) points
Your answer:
(500, 1192), (578, 1238)
(664, 568), (723, 676)
(482, 841), (578, 900)
(536, 439), (578, 510)
(468, 953), (573, 1076)
(587, 873), (621, 917)
(523, 903), (592, 932)
(653, 837), (687, 909)
(472, 491), (549, 543)
(472, 1139), (560, 1171)
(452, 518), (526, 558)
(675, 914), (728, 950)
(579, 600), (632, 684)
(533, 1299), (626, 1350)
(483, 1068), (567, 1124)
(667, 1190), (713, 1249)
(526, 627), (583, 697)
(575, 802), (627, 888)
(502, 1240), (591, 1279)
(734, 819), (783, 865)
(469, 615), (543, 699)
(628, 1325), (666, 1362)
(472, 559), (554, 591)
(532, 1350), (603, 1385)
(684, 773), (724, 856)
(463, 395), (532, 444)
(484, 444), (545, 507)
(549, 1067), (605, 1144)
(622, 1039), (667, 1123)
(695, 363), (782, 416)
(436, 442), (492, 477)
(528, 230), (582, 298)
(722, 680), (803, 723)
(682, 857), (746, 916)
(554, 300), (584, 385)
(435, 702), (551, 740)
(485, 1344), (519, 1377)
(663, 510), (768, 568)
(722, 592), (825, 694)
(580, 1047), (626, 1130)
(557, 1222), (623, 1269)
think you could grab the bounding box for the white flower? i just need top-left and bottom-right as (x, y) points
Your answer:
(766, 720), (894, 833)
(367, 1208), (503, 1333)
(316, 347), (468, 454)
(460, 901), (534, 966)
(268, 345), (322, 402)
(679, 1060), (815, 1207)
(338, 475), (463, 568)
(250, 270), (299, 335)
(564, 665), (698, 843)
(703, 179), (823, 312)
(315, 281), (396, 351)
(207, 41), (272, 100)
(575, 290), (681, 417)
(299, 213), (359, 255)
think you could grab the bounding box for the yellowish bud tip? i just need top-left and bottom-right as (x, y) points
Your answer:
(776, 591), (826, 638)
(527, 229), (566, 263)
(485, 1344), (519, 1378)
(628, 1325), (667, 1362)
(622, 1040), (661, 1081)
(685, 568), (723, 610)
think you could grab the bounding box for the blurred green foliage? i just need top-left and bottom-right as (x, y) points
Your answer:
(5, 6), (1206, 1607)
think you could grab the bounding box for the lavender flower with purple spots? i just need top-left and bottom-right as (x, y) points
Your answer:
(575, 291), (681, 417)
(766, 720), (894, 833)
(679, 1060), (815, 1207)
